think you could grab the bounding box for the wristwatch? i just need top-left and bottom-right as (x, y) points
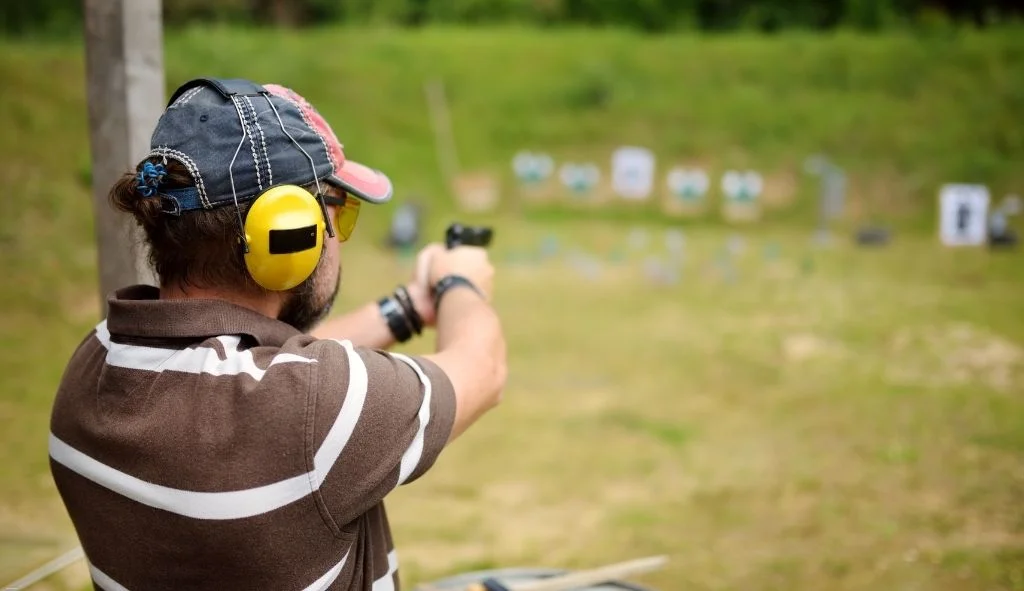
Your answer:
(432, 275), (484, 309)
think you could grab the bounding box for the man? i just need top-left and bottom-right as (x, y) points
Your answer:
(49, 78), (507, 590)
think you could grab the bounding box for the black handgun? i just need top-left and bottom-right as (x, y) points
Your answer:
(445, 223), (494, 249)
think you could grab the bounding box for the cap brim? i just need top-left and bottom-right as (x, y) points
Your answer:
(327, 160), (393, 204)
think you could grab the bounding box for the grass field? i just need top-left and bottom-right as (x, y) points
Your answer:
(1, 25), (1023, 590)
(392, 219), (1024, 591)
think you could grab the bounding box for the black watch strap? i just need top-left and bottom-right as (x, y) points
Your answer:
(432, 275), (484, 309)
(378, 296), (413, 343)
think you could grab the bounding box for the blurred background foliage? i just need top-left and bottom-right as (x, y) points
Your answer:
(2, 0), (1023, 36)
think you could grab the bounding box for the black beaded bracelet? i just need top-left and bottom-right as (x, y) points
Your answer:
(393, 285), (423, 336)
(378, 296), (414, 343)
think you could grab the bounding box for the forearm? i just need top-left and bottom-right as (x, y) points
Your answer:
(435, 290), (503, 354)
(310, 300), (396, 349)
(424, 288), (507, 442)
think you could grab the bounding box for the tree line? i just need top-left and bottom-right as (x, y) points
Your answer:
(2, 0), (1022, 36)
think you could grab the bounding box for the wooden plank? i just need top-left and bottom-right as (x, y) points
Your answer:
(416, 555), (669, 591)
(84, 0), (164, 315)
(505, 555), (667, 591)
(2, 547), (84, 591)
(425, 79), (461, 186)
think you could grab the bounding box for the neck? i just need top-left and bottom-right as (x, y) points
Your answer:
(160, 283), (282, 318)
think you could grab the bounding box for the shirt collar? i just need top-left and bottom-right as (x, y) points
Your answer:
(105, 285), (302, 347)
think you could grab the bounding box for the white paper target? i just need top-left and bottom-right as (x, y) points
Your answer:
(512, 151), (554, 184)
(939, 184), (990, 246)
(611, 147), (656, 200)
(721, 170), (763, 201)
(559, 163), (600, 194)
(666, 168), (709, 200)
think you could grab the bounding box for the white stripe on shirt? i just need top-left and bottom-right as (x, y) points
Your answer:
(87, 548), (351, 591)
(304, 548), (352, 591)
(89, 562), (130, 591)
(95, 321), (316, 381)
(49, 339), (368, 520)
(314, 340), (369, 484)
(49, 433), (312, 520)
(371, 550), (400, 591)
(390, 354), (432, 485)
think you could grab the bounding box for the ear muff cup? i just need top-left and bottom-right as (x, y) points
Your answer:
(243, 185), (326, 291)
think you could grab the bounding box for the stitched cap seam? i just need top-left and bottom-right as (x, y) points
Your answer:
(147, 147), (210, 208)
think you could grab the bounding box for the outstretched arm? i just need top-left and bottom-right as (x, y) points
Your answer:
(310, 282), (433, 349)
(311, 245), (440, 348)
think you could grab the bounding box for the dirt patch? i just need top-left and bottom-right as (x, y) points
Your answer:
(761, 169), (799, 209)
(480, 480), (537, 509)
(887, 323), (1024, 392)
(782, 333), (846, 363)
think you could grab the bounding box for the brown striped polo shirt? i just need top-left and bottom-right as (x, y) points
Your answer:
(49, 285), (457, 591)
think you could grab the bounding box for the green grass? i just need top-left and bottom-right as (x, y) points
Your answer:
(1, 26), (1023, 590)
(391, 220), (1024, 591)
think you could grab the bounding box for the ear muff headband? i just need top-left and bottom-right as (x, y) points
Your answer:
(215, 83), (357, 291)
(243, 185), (326, 291)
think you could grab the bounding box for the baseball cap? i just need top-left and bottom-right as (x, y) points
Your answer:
(144, 78), (393, 215)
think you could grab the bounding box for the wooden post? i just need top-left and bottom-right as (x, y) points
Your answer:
(84, 0), (164, 315)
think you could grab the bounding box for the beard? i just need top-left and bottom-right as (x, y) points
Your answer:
(277, 255), (341, 333)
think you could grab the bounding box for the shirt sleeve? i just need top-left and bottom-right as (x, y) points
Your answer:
(306, 338), (457, 529)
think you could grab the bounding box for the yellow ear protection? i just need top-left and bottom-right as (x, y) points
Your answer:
(228, 93), (362, 292)
(239, 186), (361, 291)
(242, 185), (325, 291)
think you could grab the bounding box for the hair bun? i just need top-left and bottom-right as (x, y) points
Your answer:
(109, 159), (190, 227)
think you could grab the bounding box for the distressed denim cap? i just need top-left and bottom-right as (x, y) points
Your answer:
(144, 77), (393, 216)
